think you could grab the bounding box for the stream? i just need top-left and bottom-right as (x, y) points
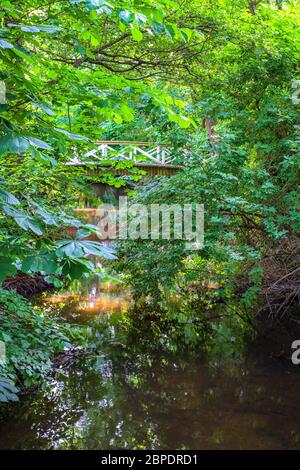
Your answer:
(1, 271), (300, 449)
(1, 208), (300, 450)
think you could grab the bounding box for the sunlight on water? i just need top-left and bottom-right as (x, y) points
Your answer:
(43, 293), (81, 304)
(42, 280), (131, 317)
(77, 295), (130, 314)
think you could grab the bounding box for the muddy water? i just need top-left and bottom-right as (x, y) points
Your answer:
(1, 272), (300, 450)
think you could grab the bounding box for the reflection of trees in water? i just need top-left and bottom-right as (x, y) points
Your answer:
(4, 351), (300, 450)
(4, 275), (300, 450)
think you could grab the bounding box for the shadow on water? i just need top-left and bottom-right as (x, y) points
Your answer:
(1, 272), (300, 450)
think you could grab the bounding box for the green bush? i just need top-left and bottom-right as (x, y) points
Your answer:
(0, 287), (88, 402)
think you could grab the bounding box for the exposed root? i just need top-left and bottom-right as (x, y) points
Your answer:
(238, 235), (300, 323)
(259, 235), (300, 321)
(2, 273), (53, 299)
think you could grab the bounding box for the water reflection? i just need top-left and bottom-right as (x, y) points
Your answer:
(1, 232), (300, 449)
(1, 348), (300, 449)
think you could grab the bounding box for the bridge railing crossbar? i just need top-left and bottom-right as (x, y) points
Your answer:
(70, 141), (174, 167)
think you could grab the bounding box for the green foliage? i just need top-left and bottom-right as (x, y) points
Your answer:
(0, 287), (89, 402)
(0, 179), (115, 282)
(111, 0), (300, 344)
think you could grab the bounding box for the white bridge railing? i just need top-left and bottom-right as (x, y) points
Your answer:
(68, 141), (175, 166)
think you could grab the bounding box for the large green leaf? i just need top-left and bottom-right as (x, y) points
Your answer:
(3, 206), (44, 235)
(34, 206), (59, 226)
(119, 10), (134, 24)
(75, 224), (97, 239)
(56, 239), (116, 259)
(0, 378), (19, 403)
(0, 256), (17, 282)
(152, 20), (165, 34)
(0, 188), (20, 205)
(34, 151), (58, 167)
(28, 137), (53, 151)
(0, 38), (14, 49)
(0, 134), (30, 154)
(61, 258), (91, 279)
(131, 25), (143, 42)
(86, 0), (106, 9)
(79, 240), (116, 259)
(33, 102), (55, 116)
(22, 252), (58, 274)
(54, 128), (88, 141)
(56, 240), (85, 258)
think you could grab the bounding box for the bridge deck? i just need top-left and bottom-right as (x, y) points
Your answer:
(65, 161), (181, 176)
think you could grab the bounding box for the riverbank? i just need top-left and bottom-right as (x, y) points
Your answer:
(0, 286), (90, 403)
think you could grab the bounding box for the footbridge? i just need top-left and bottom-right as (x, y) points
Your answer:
(65, 141), (182, 176)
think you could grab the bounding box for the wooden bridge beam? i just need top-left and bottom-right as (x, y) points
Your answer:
(65, 161), (181, 177)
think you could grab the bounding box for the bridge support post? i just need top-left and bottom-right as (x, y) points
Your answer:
(161, 145), (166, 164)
(101, 143), (108, 157)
